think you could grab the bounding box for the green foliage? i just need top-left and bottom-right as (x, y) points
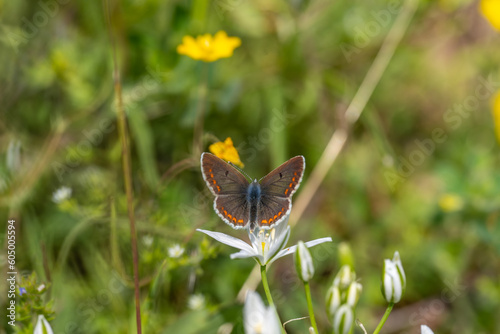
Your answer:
(1, 0), (500, 333)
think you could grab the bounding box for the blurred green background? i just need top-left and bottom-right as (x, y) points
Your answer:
(1, 0), (500, 333)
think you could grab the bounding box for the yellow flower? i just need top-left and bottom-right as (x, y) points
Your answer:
(438, 194), (464, 213)
(493, 91), (500, 144)
(177, 31), (241, 62)
(480, 0), (500, 30)
(209, 137), (244, 168)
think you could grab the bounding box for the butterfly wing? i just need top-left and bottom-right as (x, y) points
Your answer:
(257, 156), (305, 228)
(201, 153), (251, 229)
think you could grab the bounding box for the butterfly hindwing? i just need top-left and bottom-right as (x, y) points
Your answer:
(257, 196), (290, 228)
(201, 153), (250, 196)
(215, 194), (250, 228)
(259, 156), (305, 198)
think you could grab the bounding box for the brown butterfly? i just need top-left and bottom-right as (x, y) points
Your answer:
(201, 153), (305, 230)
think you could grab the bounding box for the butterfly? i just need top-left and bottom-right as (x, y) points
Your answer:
(200, 152), (305, 230)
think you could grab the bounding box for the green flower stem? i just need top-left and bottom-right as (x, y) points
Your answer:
(192, 63), (209, 157)
(260, 265), (286, 334)
(304, 281), (319, 334)
(372, 302), (394, 334)
(260, 265), (274, 307)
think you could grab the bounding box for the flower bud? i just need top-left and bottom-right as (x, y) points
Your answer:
(345, 281), (362, 307)
(294, 241), (314, 282)
(34, 315), (54, 334)
(337, 242), (354, 268)
(332, 304), (353, 334)
(326, 285), (341, 319)
(333, 265), (355, 291)
(381, 251), (406, 303)
(421, 325), (434, 334)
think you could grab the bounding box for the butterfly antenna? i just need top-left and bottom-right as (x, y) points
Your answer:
(228, 162), (253, 182)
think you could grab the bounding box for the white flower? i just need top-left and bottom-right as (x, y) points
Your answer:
(197, 217), (332, 266)
(34, 314), (54, 334)
(142, 235), (154, 247)
(188, 294), (206, 310)
(168, 244), (185, 258)
(37, 284), (46, 292)
(52, 186), (72, 203)
(6, 139), (21, 172)
(381, 251), (406, 303)
(295, 241), (314, 282)
(421, 325), (434, 334)
(332, 304), (353, 334)
(244, 291), (281, 334)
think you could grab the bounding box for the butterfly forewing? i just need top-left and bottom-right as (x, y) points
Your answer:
(259, 156), (305, 198)
(201, 153), (250, 195)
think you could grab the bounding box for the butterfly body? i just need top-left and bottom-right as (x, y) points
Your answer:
(201, 153), (305, 230)
(247, 180), (261, 224)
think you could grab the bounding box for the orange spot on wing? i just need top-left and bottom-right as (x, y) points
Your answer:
(216, 185), (221, 192)
(262, 219), (268, 225)
(274, 215), (277, 220)
(238, 219), (244, 223)
(289, 183), (293, 188)
(213, 180), (217, 184)
(292, 177), (296, 182)
(285, 189), (289, 195)
(224, 210), (228, 216)
(278, 211), (282, 217)
(228, 213), (232, 219)
(232, 217), (237, 222)
(210, 173), (214, 178)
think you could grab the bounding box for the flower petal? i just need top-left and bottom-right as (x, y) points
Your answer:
(265, 225), (291, 264)
(230, 250), (263, 263)
(197, 229), (255, 254)
(421, 325), (434, 334)
(272, 237), (333, 262)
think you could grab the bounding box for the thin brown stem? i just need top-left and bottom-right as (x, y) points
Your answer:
(103, 0), (142, 333)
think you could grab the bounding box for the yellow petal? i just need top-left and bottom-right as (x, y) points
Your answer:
(493, 90), (500, 145)
(177, 36), (204, 60)
(176, 31), (241, 62)
(213, 31), (242, 59)
(209, 137), (244, 168)
(438, 194), (464, 212)
(480, 0), (500, 31)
